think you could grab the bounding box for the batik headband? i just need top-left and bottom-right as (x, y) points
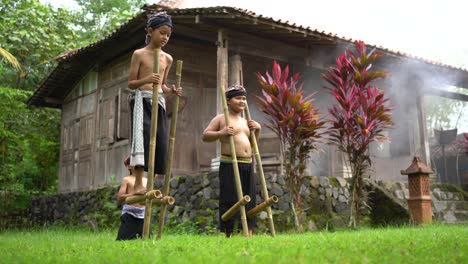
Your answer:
(145, 11), (173, 44)
(146, 11), (172, 30)
(226, 85), (247, 99)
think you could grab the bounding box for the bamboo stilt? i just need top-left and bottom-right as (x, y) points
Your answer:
(247, 196), (278, 218)
(221, 195), (251, 221)
(125, 189), (163, 205)
(157, 60), (183, 240)
(150, 196), (176, 206)
(142, 48), (161, 240)
(245, 103), (277, 237)
(220, 85), (250, 237)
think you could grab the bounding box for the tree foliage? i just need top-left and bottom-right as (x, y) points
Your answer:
(0, 87), (60, 194)
(74, 0), (146, 43)
(0, 0), (145, 90)
(0, 0), (145, 198)
(425, 91), (467, 134)
(0, 0), (83, 90)
(0, 47), (21, 71)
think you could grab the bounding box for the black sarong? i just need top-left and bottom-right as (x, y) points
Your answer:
(130, 98), (168, 174)
(116, 213), (144, 240)
(219, 161), (256, 233)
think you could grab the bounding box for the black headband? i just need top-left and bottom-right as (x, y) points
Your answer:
(226, 85), (247, 99)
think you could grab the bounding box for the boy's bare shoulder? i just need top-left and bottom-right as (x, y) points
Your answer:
(161, 51), (173, 63)
(213, 114), (225, 121)
(133, 48), (146, 57)
(121, 175), (133, 183)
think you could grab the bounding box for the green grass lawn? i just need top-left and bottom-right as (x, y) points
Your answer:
(0, 224), (466, 263)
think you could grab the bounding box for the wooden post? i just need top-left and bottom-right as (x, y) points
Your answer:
(244, 103), (277, 237)
(215, 29), (228, 160)
(142, 48), (161, 240)
(229, 54), (242, 86)
(157, 60), (183, 240)
(220, 84), (250, 237)
(411, 76), (431, 168)
(416, 94), (431, 168)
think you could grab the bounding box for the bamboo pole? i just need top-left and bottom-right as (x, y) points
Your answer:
(150, 196), (175, 206)
(247, 196), (278, 218)
(221, 195), (251, 221)
(142, 48), (161, 240)
(220, 85), (250, 237)
(138, 196), (175, 206)
(157, 60), (183, 240)
(244, 103), (277, 237)
(125, 189), (163, 205)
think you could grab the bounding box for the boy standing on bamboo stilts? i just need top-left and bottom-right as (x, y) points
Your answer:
(127, 12), (182, 192)
(202, 85), (260, 237)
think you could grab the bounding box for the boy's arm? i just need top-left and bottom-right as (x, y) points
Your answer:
(161, 54), (174, 94)
(202, 116), (231, 142)
(128, 51), (156, 89)
(248, 120), (261, 140)
(117, 178), (129, 203)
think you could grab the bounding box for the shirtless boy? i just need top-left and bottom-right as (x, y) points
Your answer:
(202, 85), (261, 237)
(116, 157), (148, 240)
(127, 11), (182, 185)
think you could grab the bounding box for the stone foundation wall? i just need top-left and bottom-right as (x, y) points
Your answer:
(373, 180), (468, 224)
(5, 173), (466, 231)
(26, 171), (352, 232)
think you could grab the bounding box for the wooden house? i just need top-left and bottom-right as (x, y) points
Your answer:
(28, 5), (468, 193)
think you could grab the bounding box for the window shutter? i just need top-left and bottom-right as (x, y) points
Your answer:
(107, 98), (115, 143)
(99, 98), (115, 144)
(117, 89), (130, 140)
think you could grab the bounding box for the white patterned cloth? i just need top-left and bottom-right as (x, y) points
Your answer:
(129, 88), (165, 168)
(121, 204), (145, 219)
(158, 86), (165, 110)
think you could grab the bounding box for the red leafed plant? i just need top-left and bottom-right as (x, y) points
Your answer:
(322, 41), (394, 228)
(256, 61), (326, 228)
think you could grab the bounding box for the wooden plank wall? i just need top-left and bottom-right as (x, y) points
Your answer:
(59, 38), (219, 192)
(59, 80), (97, 192)
(59, 34), (426, 191)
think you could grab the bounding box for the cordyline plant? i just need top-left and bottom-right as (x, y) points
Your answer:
(322, 41), (394, 228)
(256, 61), (326, 229)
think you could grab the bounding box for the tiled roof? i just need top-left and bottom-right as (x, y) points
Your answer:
(28, 5), (468, 108)
(154, 5), (467, 72)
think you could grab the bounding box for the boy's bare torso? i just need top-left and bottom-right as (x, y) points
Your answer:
(133, 47), (171, 91)
(218, 114), (252, 158)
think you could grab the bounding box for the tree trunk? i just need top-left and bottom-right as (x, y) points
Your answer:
(290, 199), (300, 229)
(348, 157), (365, 228)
